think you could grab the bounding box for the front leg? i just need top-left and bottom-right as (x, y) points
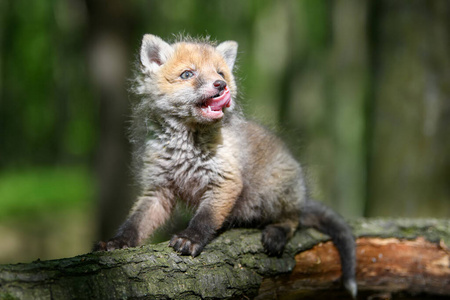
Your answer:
(169, 204), (217, 257)
(94, 188), (174, 251)
(169, 177), (243, 257)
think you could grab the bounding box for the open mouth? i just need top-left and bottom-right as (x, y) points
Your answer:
(200, 86), (231, 119)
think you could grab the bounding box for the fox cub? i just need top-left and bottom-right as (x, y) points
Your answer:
(94, 34), (357, 297)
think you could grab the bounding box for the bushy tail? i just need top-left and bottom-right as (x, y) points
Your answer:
(299, 199), (357, 298)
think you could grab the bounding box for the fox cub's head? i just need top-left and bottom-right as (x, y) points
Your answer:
(136, 34), (238, 124)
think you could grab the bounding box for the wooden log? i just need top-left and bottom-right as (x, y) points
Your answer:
(258, 237), (450, 299)
(0, 219), (448, 299)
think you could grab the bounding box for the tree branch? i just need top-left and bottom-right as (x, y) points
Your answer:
(0, 219), (449, 299)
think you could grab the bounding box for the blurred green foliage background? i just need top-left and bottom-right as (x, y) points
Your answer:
(0, 0), (449, 263)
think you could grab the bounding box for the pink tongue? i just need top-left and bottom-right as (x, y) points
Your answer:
(204, 89), (231, 110)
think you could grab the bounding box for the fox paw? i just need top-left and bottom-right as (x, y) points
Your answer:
(169, 229), (210, 257)
(92, 238), (132, 252)
(261, 225), (288, 257)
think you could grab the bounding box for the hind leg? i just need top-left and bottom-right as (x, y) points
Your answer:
(261, 220), (298, 256)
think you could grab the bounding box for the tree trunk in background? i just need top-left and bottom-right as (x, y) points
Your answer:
(329, 0), (368, 217)
(283, 0), (368, 218)
(84, 0), (135, 239)
(366, 0), (450, 217)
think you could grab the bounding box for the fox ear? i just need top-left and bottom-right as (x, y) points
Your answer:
(140, 34), (174, 71)
(216, 41), (238, 71)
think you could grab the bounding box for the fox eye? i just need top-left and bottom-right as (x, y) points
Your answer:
(218, 71), (225, 78)
(180, 70), (195, 80)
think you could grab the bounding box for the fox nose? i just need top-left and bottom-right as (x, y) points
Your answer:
(213, 80), (227, 91)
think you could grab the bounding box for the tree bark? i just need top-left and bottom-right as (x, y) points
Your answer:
(0, 219), (448, 299)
